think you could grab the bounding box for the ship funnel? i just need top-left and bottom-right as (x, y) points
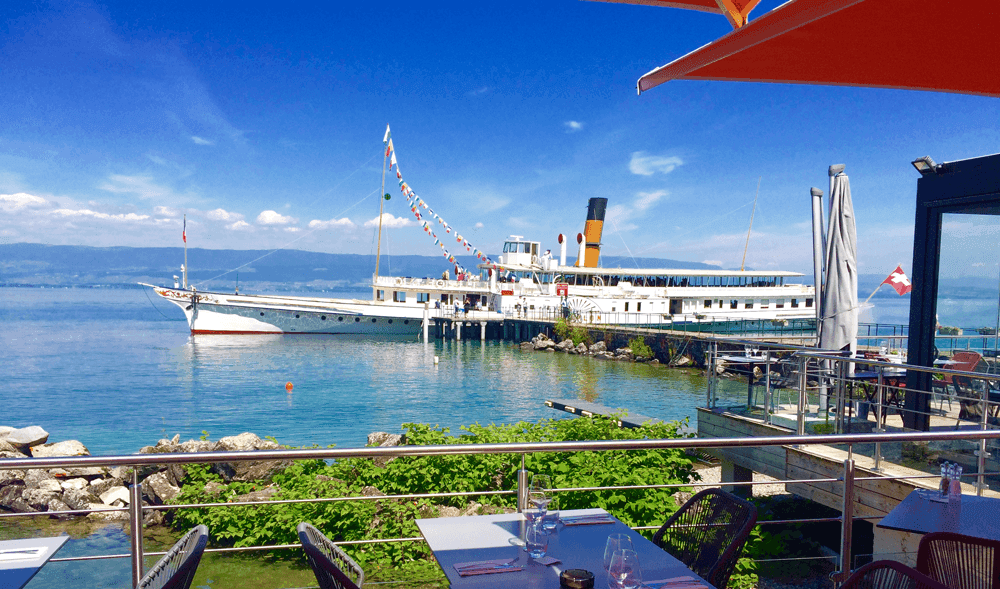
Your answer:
(583, 197), (607, 268)
(558, 234), (567, 266)
(575, 233), (585, 267)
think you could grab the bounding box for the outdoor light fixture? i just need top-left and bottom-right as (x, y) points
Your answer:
(911, 156), (938, 175)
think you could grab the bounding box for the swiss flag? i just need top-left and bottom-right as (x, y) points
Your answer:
(882, 265), (912, 295)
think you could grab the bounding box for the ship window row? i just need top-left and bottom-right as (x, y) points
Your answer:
(541, 274), (788, 287)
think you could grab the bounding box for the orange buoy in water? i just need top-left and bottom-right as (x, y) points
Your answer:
(285, 382), (293, 392)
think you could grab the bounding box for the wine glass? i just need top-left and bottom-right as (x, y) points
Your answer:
(525, 523), (548, 559)
(529, 474), (552, 511)
(608, 549), (642, 589)
(603, 533), (633, 571)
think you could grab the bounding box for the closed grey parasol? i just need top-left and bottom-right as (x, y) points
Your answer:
(819, 170), (858, 352)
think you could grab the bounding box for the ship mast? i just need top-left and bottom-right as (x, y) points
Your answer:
(183, 214), (188, 289)
(374, 129), (388, 280)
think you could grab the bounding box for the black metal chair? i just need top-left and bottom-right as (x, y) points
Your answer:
(651, 488), (757, 589)
(841, 560), (950, 589)
(297, 522), (365, 589)
(136, 524), (209, 589)
(917, 531), (1000, 589)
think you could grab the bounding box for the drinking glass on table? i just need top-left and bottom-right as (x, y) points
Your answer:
(604, 533), (633, 571)
(541, 495), (560, 532)
(608, 549), (642, 589)
(529, 474), (552, 511)
(525, 523), (548, 559)
(523, 506), (544, 528)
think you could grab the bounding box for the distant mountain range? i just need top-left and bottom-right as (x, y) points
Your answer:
(0, 243), (722, 292)
(2, 243), (994, 302)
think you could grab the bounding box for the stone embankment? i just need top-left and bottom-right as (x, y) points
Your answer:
(0, 426), (291, 525)
(519, 333), (663, 364)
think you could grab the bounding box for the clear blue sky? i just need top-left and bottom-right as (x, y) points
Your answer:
(2, 0), (998, 278)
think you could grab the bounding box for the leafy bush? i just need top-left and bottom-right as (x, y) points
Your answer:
(554, 317), (572, 341)
(169, 416), (695, 578)
(554, 317), (592, 347)
(629, 336), (654, 359)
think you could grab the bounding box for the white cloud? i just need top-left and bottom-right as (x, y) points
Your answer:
(256, 210), (298, 225)
(634, 190), (667, 212)
(284, 227), (301, 233)
(702, 260), (723, 267)
(364, 213), (412, 229)
(475, 222), (484, 228)
(51, 208), (150, 222)
(227, 220), (251, 231)
(98, 174), (171, 200)
(206, 208), (244, 222)
(468, 86), (489, 96)
(154, 205), (181, 217)
(564, 121), (584, 132)
(629, 152), (683, 176)
(0, 192), (49, 210)
(308, 217), (355, 230)
(606, 190), (669, 230)
(191, 136), (214, 146)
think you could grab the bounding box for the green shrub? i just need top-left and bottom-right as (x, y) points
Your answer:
(629, 336), (654, 359)
(169, 416), (696, 577)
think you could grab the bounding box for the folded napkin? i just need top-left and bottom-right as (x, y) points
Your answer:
(644, 576), (711, 589)
(561, 515), (616, 526)
(454, 558), (523, 577)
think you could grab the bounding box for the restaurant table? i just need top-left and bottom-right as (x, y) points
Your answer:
(416, 508), (715, 589)
(877, 490), (1000, 542)
(0, 536), (69, 589)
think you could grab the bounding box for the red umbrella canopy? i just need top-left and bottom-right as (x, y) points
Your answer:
(608, 0), (999, 97)
(595, 0), (761, 28)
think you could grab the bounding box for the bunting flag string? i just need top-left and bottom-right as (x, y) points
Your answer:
(382, 127), (493, 275)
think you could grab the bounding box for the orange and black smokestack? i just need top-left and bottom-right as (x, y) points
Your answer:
(583, 197), (607, 268)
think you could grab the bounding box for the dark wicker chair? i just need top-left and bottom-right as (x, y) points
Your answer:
(136, 524), (209, 589)
(297, 522), (365, 589)
(651, 488), (757, 588)
(917, 532), (1000, 589)
(841, 560), (950, 589)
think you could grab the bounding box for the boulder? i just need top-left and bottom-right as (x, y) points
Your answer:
(576, 343), (589, 354)
(165, 464), (187, 487)
(367, 432), (404, 447)
(0, 469), (26, 487)
(361, 486), (385, 497)
(22, 488), (57, 510)
(208, 433), (289, 482)
(0, 439), (23, 454)
(30, 440), (90, 458)
(234, 486), (279, 503)
(178, 440), (214, 453)
(0, 484), (26, 510)
(143, 510), (165, 527)
(90, 477), (125, 496)
(0, 426), (16, 439)
(62, 488), (101, 511)
(37, 479), (63, 494)
(99, 486), (130, 505)
(519, 342), (534, 351)
(0, 450), (28, 460)
(49, 466), (108, 479)
(556, 339), (575, 352)
(4, 426), (48, 450)
(86, 503), (128, 522)
(47, 497), (72, 520)
(24, 469), (55, 488)
(60, 478), (89, 491)
(143, 472), (181, 504)
(214, 432), (280, 453)
(202, 481), (226, 496)
(589, 341), (607, 353)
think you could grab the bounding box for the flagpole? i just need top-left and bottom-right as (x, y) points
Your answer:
(862, 283), (882, 305)
(183, 214), (188, 290)
(375, 135), (388, 281)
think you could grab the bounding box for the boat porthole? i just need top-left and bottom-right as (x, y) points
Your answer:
(321, 315), (326, 320)
(338, 317), (344, 321)
(355, 317), (360, 322)
(371, 318), (377, 323)
(260, 312), (265, 316)
(388, 319), (392, 324)
(404, 320), (409, 325)
(295, 314), (300, 319)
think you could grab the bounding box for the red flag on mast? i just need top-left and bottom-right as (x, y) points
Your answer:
(183, 217), (187, 243)
(881, 265), (911, 295)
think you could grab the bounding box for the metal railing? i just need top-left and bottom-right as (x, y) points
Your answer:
(2, 430), (1000, 587)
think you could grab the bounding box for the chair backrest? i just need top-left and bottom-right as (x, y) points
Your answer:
(917, 532), (1000, 589)
(297, 522), (365, 589)
(939, 352), (984, 385)
(136, 525), (209, 589)
(842, 560), (951, 589)
(651, 488), (758, 589)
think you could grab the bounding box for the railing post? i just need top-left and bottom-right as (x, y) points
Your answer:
(977, 390), (990, 496)
(833, 456), (855, 585)
(129, 468), (145, 587)
(873, 366), (884, 472)
(797, 355), (807, 436)
(517, 454), (529, 512)
(763, 350), (772, 424)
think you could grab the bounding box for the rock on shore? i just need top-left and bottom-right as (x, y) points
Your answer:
(521, 333), (660, 364)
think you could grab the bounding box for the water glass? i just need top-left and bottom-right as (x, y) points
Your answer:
(604, 533), (634, 571)
(541, 496), (559, 532)
(525, 523), (548, 559)
(608, 549), (642, 589)
(523, 506), (545, 527)
(530, 474), (552, 511)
